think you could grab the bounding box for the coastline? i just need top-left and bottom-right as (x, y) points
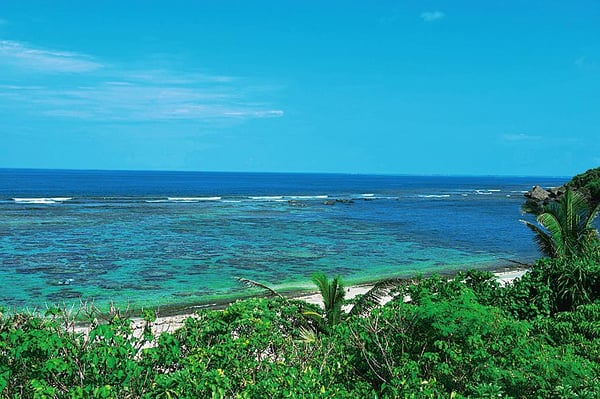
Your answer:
(2, 170), (551, 313)
(72, 266), (529, 337)
(141, 262), (531, 318)
(297, 268), (528, 307)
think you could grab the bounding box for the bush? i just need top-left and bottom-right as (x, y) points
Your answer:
(566, 166), (600, 205)
(0, 310), (154, 398)
(1, 271), (599, 398)
(346, 286), (599, 397)
(502, 254), (600, 316)
(147, 297), (373, 398)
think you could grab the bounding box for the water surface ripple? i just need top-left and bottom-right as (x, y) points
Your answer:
(0, 169), (566, 311)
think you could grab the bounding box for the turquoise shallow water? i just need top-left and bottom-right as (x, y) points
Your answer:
(0, 169), (566, 311)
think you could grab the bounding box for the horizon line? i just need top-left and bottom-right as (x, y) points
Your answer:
(0, 166), (572, 180)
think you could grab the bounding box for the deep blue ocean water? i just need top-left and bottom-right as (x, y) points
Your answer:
(0, 169), (567, 311)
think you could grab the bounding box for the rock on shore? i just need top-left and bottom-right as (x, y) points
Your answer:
(525, 185), (564, 203)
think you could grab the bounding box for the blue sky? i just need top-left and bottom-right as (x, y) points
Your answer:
(0, 1), (599, 176)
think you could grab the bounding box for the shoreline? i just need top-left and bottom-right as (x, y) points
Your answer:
(71, 265), (529, 337)
(296, 267), (528, 307)
(147, 262), (531, 318)
(134, 260), (529, 317)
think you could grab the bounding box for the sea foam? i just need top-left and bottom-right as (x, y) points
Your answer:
(249, 196), (284, 201)
(167, 197), (222, 202)
(13, 197), (72, 204)
(288, 195), (328, 200)
(417, 194), (451, 198)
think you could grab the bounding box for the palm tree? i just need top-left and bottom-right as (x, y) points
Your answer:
(310, 272), (346, 327)
(237, 273), (407, 330)
(521, 189), (600, 258)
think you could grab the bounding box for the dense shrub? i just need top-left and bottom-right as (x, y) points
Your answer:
(1, 268), (600, 398)
(0, 310), (154, 398)
(534, 303), (600, 364)
(346, 287), (599, 398)
(500, 251), (600, 317)
(566, 166), (600, 205)
(146, 297), (373, 398)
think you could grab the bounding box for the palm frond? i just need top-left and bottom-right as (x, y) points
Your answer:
(311, 273), (345, 308)
(581, 202), (600, 251)
(235, 277), (284, 299)
(562, 191), (589, 249)
(522, 188), (600, 258)
(584, 202), (600, 232)
(302, 310), (324, 321)
(349, 278), (405, 317)
(311, 272), (345, 326)
(311, 272), (330, 306)
(521, 219), (556, 257)
(537, 212), (565, 256)
(296, 326), (318, 344)
(562, 190), (575, 235)
(499, 258), (532, 268)
(331, 276), (346, 305)
(311, 272), (328, 293)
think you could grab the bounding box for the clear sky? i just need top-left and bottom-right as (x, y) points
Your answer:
(0, 1), (599, 176)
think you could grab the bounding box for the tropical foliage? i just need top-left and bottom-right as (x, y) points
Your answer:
(565, 166), (600, 206)
(521, 189), (600, 258)
(300, 272), (345, 329)
(2, 253), (600, 398)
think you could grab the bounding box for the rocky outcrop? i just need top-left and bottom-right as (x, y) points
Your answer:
(524, 167), (600, 213)
(525, 185), (565, 203)
(523, 185), (567, 214)
(323, 199), (355, 205)
(525, 185), (550, 202)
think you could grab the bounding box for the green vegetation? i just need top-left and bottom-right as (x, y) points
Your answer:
(565, 167), (600, 206)
(2, 170), (600, 398)
(309, 272), (346, 328)
(522, 166), (600, 215)
(521, 189), (600, 258)
(2, 255), (600, 398)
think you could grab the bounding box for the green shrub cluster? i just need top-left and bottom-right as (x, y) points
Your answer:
(565, 167), (600, 205)
(2, 253), (600, 398)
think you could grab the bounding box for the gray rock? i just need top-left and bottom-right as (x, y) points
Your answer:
(526, 185), (550, 202)
(548, 187), (564, 198)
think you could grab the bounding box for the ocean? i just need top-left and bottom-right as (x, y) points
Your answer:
(0, 169), (566, 312)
